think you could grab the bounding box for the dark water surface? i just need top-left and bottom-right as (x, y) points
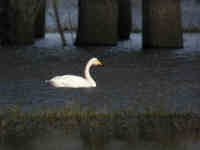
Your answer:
(0, 33), (200, 113)
(0, 33), (200, 150)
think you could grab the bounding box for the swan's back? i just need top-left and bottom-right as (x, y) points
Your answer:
(48, 75), (95, 88)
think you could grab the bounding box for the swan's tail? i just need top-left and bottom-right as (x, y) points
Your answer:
(45, 79), (54, 86)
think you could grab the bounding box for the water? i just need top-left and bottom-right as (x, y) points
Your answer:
(0, 33), (200, 113)
(1, 33), (200, 149)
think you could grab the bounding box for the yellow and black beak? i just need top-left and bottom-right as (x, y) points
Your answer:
(97, 60), (103, 66)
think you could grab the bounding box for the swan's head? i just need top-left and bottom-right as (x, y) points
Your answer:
(89, 57), (103, 66)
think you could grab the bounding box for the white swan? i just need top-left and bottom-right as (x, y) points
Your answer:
(46, 57), (103, 88)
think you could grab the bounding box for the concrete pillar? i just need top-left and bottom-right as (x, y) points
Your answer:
(0, 0), (10, 45)
(75, 0), (118, 46)
(142, 0), (183, 49)
(35, 0), (46, 39)
(13, 0), (38, 45)
(118, 0), (132, 40)
(1, 0), (45, 46)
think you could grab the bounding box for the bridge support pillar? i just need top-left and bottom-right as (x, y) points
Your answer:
(0, 0), (10, 45)
(142, 0), (183, 49)
(35, 0), (46, 39)
(75, 0), (118, 46)
(118, 0), (132, 40)
(0, 0), (46, 46)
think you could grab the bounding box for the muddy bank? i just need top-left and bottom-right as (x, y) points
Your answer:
(1, 108), (200, 150)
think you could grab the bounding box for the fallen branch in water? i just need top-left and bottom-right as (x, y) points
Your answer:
(52, 0), (67, 48)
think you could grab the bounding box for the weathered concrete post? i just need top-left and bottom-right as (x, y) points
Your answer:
(118, 0), (132, 40)
(5, 0), (34, 45)
(75, 0), (118, 46)
(0, 0), (10, 45)
(35, 0), (46, 39)
(142, 0), (183, 49)
(0, 0), (44, 45)
(12, 0), (40, 45)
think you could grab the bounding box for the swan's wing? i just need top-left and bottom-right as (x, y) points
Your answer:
(48, 75), (91, 88)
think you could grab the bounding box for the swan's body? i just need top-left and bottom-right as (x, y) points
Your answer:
(47, 58), (103, 88)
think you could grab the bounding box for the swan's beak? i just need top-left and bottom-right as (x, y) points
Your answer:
(97, 60), (103, 66)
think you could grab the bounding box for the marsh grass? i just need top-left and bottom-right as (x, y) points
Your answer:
(0, 104), (200, 149)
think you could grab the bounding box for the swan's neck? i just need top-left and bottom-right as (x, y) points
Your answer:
(84, 62), (96, 87)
